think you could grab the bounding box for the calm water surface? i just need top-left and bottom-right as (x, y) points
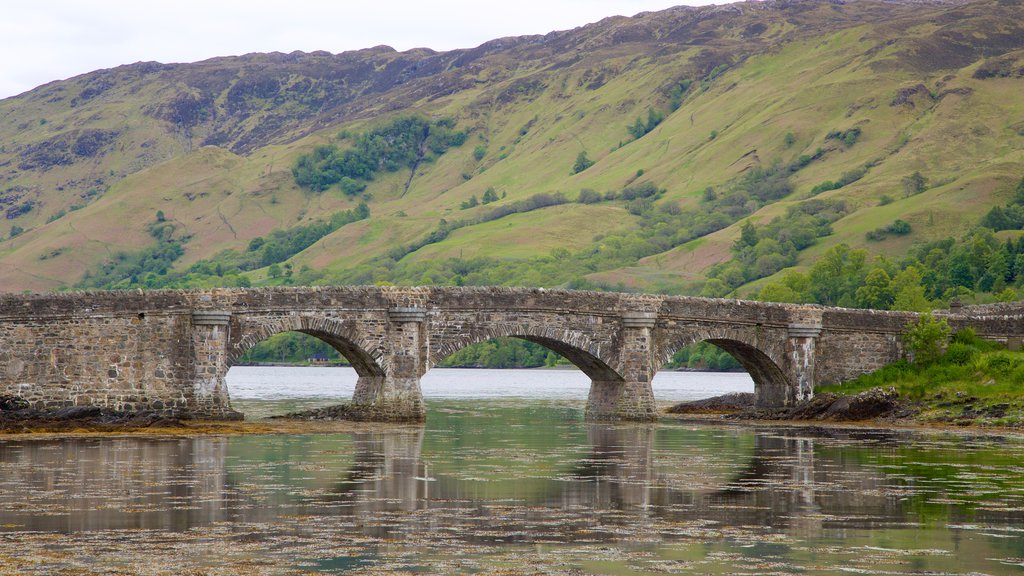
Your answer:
(1, 368), (1023, 574)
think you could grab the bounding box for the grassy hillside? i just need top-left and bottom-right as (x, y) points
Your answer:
(1, 0), (1023, 296)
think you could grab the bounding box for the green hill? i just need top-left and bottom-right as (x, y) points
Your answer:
(1, 0), (1023, 300)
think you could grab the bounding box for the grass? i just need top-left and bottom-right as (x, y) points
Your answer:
(818, 330), (1024, 427)
(1, 0), (1023, 293)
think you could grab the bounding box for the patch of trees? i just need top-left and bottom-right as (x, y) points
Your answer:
(700, 64), (729, 91)
(460, 187), (502, 210)
(755, 225), (1024, 310)
(664, 341), (741, 371)
(77, 204), (369, 290)
(865, 219), (911, 241)
(79, 240), (186, 290)
(239, 332), (348, 365)
(809, 164), (869, 195)
(627, 108), (665, 139)
(292, 116), (466, 194)
(825, 127), (861, 148)
(704, 199), (848, 296)
(437, 337), (565, 369)
(624, 79), (694, 143)
(572, 151), (594, 174)
(980, 176), (1024, 231)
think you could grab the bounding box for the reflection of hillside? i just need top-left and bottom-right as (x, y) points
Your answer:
(2, 425), (1023, 545)
(330, 425), (1024, 544)
(0, 438), (230, 532)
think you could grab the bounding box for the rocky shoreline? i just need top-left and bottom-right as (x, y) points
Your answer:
(667, 388), (911, 422)
(0, 396), (187, 432)
(667, 387), (1022, 429)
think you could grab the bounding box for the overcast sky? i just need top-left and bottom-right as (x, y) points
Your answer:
(0, 1), (727, 100)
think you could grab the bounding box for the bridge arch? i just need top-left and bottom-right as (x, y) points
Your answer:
(427, 323), (623, 382)
(229, 315), (385, 377)
(657, 327), (789, 403)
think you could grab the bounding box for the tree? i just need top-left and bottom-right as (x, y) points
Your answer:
(902, 313), (950, 364)
(902, 171), (928, 196)
(809, 244), (867, 306)
(891, 266), (931, 312)
(482, 187), (500, 204)
(572, 151), (594, 174)
(855, 268), (894, 309)
(628, 117), (647, 139)
(733, 220), (758, 252)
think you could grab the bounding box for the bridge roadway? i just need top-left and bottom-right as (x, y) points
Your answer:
(1, 286), (1021, 421)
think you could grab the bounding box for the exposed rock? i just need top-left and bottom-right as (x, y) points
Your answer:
(729, 387), (912, 422)
(271, 403), (423, 423)
(0, 404), (188, 432)
(666, 392), (755, 414)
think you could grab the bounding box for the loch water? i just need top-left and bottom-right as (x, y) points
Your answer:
(1, 367), (1023, 574)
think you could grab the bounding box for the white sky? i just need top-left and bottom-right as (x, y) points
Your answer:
(0, 1), (725, 100)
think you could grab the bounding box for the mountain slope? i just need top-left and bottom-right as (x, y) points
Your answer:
(1, 0), (1023, 294)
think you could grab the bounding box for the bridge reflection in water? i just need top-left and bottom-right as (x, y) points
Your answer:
(3, 420), (1022, 544)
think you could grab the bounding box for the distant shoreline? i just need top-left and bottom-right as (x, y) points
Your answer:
(233, 363), (743, 373)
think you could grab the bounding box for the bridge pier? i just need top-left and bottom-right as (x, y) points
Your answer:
(585, 312), (658, 422)
(782, 323), (821, 405)
(190, 311), (242, 420)
(350, 307), (427, 422)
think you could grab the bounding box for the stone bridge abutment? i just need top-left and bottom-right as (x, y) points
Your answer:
(2, 287), (1021, 422)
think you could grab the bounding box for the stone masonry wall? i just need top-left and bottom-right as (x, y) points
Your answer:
(0, 311), (193, 412)
(4, 287), (1024, 420)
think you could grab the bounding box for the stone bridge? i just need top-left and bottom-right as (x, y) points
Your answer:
(1, 286), (1021, 421)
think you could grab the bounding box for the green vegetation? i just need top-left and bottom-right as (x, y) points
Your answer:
(664, 341), (741, 371)
(705, 199), (848, 295)
(819, 326), (1024, 426)
(980, 176), (1024, 230)
(292, 116), (466, 194)
(627, 108), (665, 140)
(77, 203), (369, 290)
(700, 64), (729, 91)
(572, 151), (594, 174)
(239, 332), (347, 365)
(668, 79), (692, 111)
(756, 222), (1024, 309)
(902, 171), (929, 197)
(865, 219), (911, 241)
(437, 337), (565, 368)
(825, 127), (861, 147)
(902, 313), (951, 364)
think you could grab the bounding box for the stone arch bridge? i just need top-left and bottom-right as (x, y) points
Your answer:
(1, 287), (1020, 421)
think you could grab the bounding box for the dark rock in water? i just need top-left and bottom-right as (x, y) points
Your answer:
(52, 405), (102, 420)
(271, 403), (422, 422)
(822, 388), (902, 420)
(731, 387), (910, 422)
(272, 404), (367, 421)
(666, 392), (755, 414)
(0, 403), (187, 431)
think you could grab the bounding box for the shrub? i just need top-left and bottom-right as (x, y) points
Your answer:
(979, 351), (1018, 375)
(903, 313), (950, 365)
(942, 342), (978, 366)
(577, 188), (602, 204)
(572, 151), (594, 174)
